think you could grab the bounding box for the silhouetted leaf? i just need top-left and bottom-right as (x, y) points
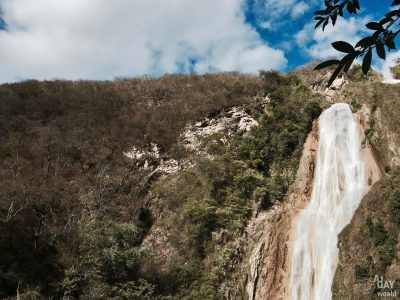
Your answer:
(376, 44), (386, 59)
(315, 18), (325, 28)
(322, 19), (329, 31)
(328, 64), (345, 87)
(372, 30), (381, 40)
(362, 49), (372, 75)
(332, 41), (354, 53)
(386, 10), (400, 18)
(338, 4), (344, 16)
(313, 0), (400, 83)
(366, 22), (383, 31)
(355, 36), (376, 48)
(314, 60), (340, 70)
(325, 0), (333, 8)
(314, 9), (330, 15)
(387, 38), (396, 50)
(346, 1), (356, 13)
(331, 12), (338, 26)
(379, 17), (393, 25)
(342, 52), (359, 73)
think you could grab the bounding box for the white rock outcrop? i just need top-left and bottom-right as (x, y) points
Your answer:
(311, 73), (348, 101)
(123, 143), (160, 160)
(123, 143), (193, 176)
(181, 107), (258, 152)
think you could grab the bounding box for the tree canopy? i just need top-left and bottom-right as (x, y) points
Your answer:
(314, 0), (400, 85)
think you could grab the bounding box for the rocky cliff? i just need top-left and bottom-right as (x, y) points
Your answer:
(243, 121), (318, 300)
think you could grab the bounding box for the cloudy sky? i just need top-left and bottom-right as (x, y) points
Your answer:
(0, 0), (398, 82)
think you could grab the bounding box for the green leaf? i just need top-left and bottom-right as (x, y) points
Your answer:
(332, 41), (354, 53)
(314, 59), (340, 70)
(362, 49), (372, 75)
(376, 44), (386, 60)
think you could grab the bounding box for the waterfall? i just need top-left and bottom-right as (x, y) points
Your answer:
(289, 103), (366, 300)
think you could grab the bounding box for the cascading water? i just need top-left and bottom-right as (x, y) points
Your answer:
(289, 103), (366, 300)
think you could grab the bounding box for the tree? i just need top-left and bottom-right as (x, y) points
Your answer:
(314, 0), (400, 86)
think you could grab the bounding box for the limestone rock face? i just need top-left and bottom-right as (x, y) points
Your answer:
(181, 107), (258, 153)
(311, 73), (348, 102)
(241, 120), (318, 300)
(138, 106), (258, 275)
(123, 143), (193, 180)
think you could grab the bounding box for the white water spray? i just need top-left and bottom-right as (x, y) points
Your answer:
(289, 103), (366, 300)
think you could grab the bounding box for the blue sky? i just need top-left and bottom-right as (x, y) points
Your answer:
(245, 0), (393, 71)
(0, 0), (398, 82)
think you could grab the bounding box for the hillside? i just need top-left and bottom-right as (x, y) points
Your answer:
(0, 68), (399, 300)
(0, 72), (323, 299)
(331, 78), (400, 299)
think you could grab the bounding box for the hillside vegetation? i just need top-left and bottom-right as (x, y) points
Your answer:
(332, 79), (400, 299)
(0, 71), (323, 299)
(4, 67), (398, 300)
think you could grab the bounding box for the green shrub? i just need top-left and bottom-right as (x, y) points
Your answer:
(350, 99), (362, 112)
(389, 189), (400, 227)
(179, 199), (219, 258)
(348, 64), (382, 81)
(367, 217), (397, 268)
(233, 169), (264, 199)
(62, 214), (153, 299)
(236, 73), (322, 211)
(253, 186), (272, 209)
(355, 265), (370, 281)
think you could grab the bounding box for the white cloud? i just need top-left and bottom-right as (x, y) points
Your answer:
(291, 2), (310, 18)
(296, 16), (371, 60)
(252, 0), (318, 30)
(379, 50), (400, 80)
(0, 0), (287, 83)
(259, 21), (272, 29)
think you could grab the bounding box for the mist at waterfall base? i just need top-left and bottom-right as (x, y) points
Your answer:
(289, 103), (366, 300)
